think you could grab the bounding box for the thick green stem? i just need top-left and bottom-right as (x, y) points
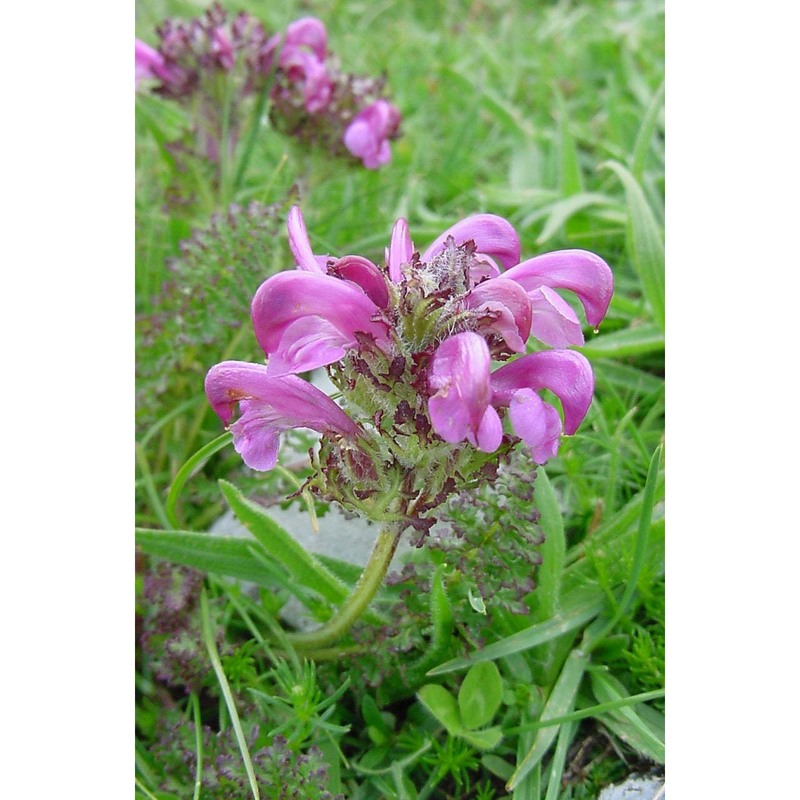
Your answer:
(287, 524), (403, 650)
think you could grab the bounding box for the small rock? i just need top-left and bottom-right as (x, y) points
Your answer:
(210, 501), (415, 631)
(598, 776), (664, 800)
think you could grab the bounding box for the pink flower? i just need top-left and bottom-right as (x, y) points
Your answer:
(427, 339), (595, 464)
(500, 250), (614, 347)
(420, 214), (521, 275)
(211, 28), (235, 70)
(205, 361), (361, 471)
(344, 100), (402, 169)
(207, 206), (612, 477)
(283, 16), (328, 61)
(464, 278), (532, 353)
(490, 350), (595, 463)
(266, 16), (332, 113)
(250, 271), (389, 376)
(276, 206), (611, 371)
(135, 39), (167, 88)
(428, 333), (503, 453)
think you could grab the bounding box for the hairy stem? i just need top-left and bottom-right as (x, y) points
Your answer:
(287, 524), (403, 650)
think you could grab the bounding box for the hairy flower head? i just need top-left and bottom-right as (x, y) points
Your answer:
(206, 207), (613, 530)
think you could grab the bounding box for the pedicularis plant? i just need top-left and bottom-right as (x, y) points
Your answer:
(205, 207), (613, 649)
(135, 6), (401, 171)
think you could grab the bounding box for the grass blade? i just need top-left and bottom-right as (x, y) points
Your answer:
(534, 468), (566, 620)
(544, 720), (577, 800)
(165, 433), (233, 529)
(602, 160), (665, 330)
(579, 324), (664, 359)
(631, 80), (665, 181)
(534, 193), (617, 245)
(585, 444), (663, 651)
(200, 590), (261, 800)
(427, 597), (604, 676)
(590, 671), (665, 763)
(135, 443), (171, 531)
(507, 648), (589, 790)
(556, 90), (584, 197)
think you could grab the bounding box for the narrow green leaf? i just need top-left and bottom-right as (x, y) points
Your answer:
(200, 590), (260, 800)
(508, 649), (589, 790)
(602, 160), (665, 330)
(631, 80), (665, 181)
(191, 693), (203, 800)
(458, 662), (503, 730)
(219, 480), (351, 606)
(534, 468), (566, 620)
(556, 90), (584, 196)
(579, 324), (664, 359)
(135, 528), (277, 586)
(508, 689), (665, 733)
(428, 597), (604, 676)
(535, 193), (617, 245)
(590, 671), (665, 763)
(417, 685), (463, 735)
(585, 445), (663, 651)
(564, 469), (665, 570)
(512, 730), (541, 800)
(544, 720), (577, 800)
(594, 360), (664, 396)
(443, 66), (535, 139)
(135, 444), (171, 531)
(166, 433), (233, 529)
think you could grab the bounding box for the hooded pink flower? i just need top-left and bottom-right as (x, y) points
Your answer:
(250, 271), (390, 376)
(135, 39), (168, 88)
(490, 350), (595, 463)
(427, 338), (595, 464)
(344, 100), (402, 169)
(276, 207), (611, 373)
(265, 16), (332, 113)
(500, 250), (614, 347)
(208, 206), (612, 477)
(205, 361), (361, 471)
(428, 333), (503, 452)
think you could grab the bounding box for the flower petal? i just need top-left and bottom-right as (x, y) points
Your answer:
(331, 255), (389, 307)
(491, 350), (594, 435)
(343, 100), (401, 169)
(283, 16), (328, 61)
(212, 28), (235, 70)
(251, 271), (388, 373)
(508, 389), (563, 464)
(135, 39), (165, 87)
(475, 404), (504, 452)
(428, 332), (498, 451)
(205, 361), (361, 470)
(502, 249), (613, 329)
(420, 215), (521, 271)
(265, 316), (351, 376)
(386, 217), (414, 283)
(466, 278), (532, 351)
(288, 206), (327, 273)
(526, 285), (585, 348)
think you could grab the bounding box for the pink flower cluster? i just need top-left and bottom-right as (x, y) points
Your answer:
(264, 17), (401, 169)
(206, 208), (612, 525)
(135, 6), (401, 169)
